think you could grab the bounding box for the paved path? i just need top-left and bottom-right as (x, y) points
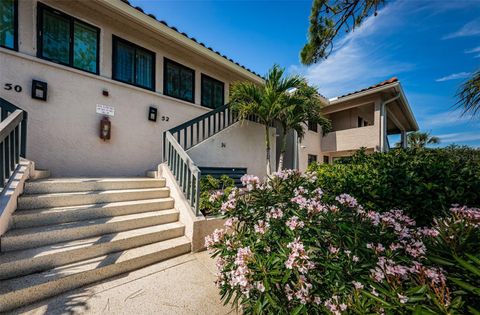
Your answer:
(12, 251), (237, 315)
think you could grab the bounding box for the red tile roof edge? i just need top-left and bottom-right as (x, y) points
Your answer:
(336, 77), (399, 99)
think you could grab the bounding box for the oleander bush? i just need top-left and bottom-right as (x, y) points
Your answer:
(206, 171), (480, 314)
(199, 175), (235, 216)
(307, 146), (480, 225)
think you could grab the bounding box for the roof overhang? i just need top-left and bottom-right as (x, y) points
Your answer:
(97, 0), (264, 84)
(326, 81), (419, 131)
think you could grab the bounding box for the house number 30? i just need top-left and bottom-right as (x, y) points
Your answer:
(4, 83), (22, 93)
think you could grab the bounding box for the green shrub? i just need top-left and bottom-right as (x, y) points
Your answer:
(206, 171), (478, 314)
(199, 175), (235, 216)
(308, 146), (480, 225)
(425, 205), (480, 313)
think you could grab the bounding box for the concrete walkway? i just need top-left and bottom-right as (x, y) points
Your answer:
(11, 251), (237, 315)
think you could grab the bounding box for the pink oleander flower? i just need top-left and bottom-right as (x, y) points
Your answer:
(269, 207), (284, 219)
(286, 216), (305, 230)
(255, 281), (265, 292)
(329, 245), (339, 255)
(224, 217), (239, 228)
(352, 255), (360, 262)
(285, 237), (314, 274)
(254, 220), (269, 235)
(240, 174), (260, 191)
(335, 193), (358, 208)
(209, 190), (223, 202)
(398, 293), (408, 304)
(417, 227), (440, 237)
(205, 228), (226, 249)
(352, 281), (364, 289)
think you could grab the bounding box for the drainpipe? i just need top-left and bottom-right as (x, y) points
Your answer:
(380, 93), (400, 152)
(293, 130), (299, 170)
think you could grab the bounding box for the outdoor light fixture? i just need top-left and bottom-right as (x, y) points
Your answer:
(31, 80), (48, 101)
(148, 106), (158, 122)
(100, 116), (111, 141)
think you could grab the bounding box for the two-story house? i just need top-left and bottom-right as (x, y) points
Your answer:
(0, 0), (418, 311)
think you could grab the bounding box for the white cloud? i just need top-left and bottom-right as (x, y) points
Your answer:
(435, 72), (471, 82)
(443, 19), (480, 39)
(421, 111), (480, 128)
(437, 131), (480, 145)
(465, 46), (480, 54)
(289, 1), (414, 98)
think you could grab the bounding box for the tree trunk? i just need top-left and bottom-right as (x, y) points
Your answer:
(277, 129), (288, 172)
(265, 124), (271, 176)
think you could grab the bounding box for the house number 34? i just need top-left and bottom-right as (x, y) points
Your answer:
(4, 83), (22, 93)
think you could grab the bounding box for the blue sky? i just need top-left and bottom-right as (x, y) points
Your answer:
(131, 0), (480, 147)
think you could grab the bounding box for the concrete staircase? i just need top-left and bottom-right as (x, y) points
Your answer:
(0, 177), (191, 312)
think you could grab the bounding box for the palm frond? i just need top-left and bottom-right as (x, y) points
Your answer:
(456, 70), (480, 117)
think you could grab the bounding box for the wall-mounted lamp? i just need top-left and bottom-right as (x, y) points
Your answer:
(148, 106), (158, 122)
(31, 80), (48, 101)
(100, 116), (111, 141)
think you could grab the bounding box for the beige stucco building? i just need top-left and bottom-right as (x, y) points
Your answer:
(295, 77), (419, 172)
(0, 0), (418, 178)
(0, 1), (421, 310)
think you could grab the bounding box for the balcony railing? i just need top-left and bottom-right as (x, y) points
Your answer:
(321, 125), (378, 152)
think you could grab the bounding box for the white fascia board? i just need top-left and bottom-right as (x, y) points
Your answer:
(100, 0), (264, 84)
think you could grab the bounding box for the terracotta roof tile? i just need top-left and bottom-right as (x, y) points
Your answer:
(118, 0), (261, 78)
(337, 77), (398, 99)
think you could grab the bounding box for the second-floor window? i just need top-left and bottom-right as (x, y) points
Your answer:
(37, 3), (99, 74)
(0, 0), (17, 50)
(201, 74), (224, 109)
(308, 121), (318, 132)
(112, 36), (155, 90)
(164, 58), (195, 103)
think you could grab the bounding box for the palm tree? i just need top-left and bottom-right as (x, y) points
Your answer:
(456, 70), (480, 117)
(276, 82), (331, 171)
(229, 65), (303, 175)
(398, 131), (440, 149)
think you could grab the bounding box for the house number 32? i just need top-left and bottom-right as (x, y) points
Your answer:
(161, 116), (170, 121)
(4, 83), (22, 93)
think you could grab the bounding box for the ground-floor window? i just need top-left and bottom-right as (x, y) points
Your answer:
(323, 155), (329, 164)
(308, 154), (318, 166)
(0, 0), (17, 50)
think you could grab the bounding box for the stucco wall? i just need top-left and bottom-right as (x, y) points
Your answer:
(0, 0), (262, 176)
(187, 121), (276, 178)
(298, 129), (323, 172)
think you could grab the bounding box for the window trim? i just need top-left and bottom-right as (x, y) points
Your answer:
(112, 35), (156, 91)
(307, 154), (318, 166)
(201, 73), (225, 109)
(0, 0), (18, 51)
(163, 57), (195, 103)
(37, 2), (100, 75)
(308, 121), (318, 133)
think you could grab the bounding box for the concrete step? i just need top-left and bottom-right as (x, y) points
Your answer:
(17, 187), (170, 210)
(0, 222), (185, 280)
(24, 177), (166, 194)
(1, 209), (179, 252)
(0, 236), (191, 313)
(12, 197), (175, 229)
